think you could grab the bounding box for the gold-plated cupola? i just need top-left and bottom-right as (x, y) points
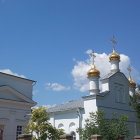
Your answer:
(128, 77), (136, 88)
(127, 66), (136, 88)
(87, 65), (100, 77)
(109, 36), (120, 61)
(87, 51), (100, 78)
(109, 49), (120, 61)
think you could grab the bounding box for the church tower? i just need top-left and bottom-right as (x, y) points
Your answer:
(109, 36), (120, 73)
(127, 66), (136, 96)
(87, 51), (100, 95)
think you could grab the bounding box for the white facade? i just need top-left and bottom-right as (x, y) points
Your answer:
(110, 59), (120, 73)
(0, 72), (36, 140)
(48, 71), (140, 140)
(88, 77), (100, 95)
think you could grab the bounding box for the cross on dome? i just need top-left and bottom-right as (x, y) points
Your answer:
(87, 50), (100, 78)
(127, 65), (132, 77)
(110, 35), (117, 50)
(89, 50), (96, 66)
(109, 36), (120, 62)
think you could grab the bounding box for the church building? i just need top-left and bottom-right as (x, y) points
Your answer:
(48, 45), (140, 140)
(0, 72), (36, 140)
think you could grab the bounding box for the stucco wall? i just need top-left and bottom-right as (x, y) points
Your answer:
(0, 102), (31, 140)
(0, 73), (33, 99)
(50, 110), (80, 140)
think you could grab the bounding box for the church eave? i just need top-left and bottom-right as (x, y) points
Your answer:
(47, 100), (84, 113)
(0, 98), (36, 106)
(48, 107), (83, 113)
(82, 91), (110, 99)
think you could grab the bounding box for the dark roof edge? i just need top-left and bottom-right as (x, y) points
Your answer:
(48, 107), (83, 113)
(100, 71), (129, 82)
(0, 72), (36, 83)
(82, 91), (110, 99)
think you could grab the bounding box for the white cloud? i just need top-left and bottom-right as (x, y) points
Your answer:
(71, 50), (140, 92)
(0, 69), (26, 78)
(45, 82), (70, 91)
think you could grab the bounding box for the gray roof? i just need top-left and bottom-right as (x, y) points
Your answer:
(100, 72), (115, 80)
(47, 100), (84, 113)
(100, 71), (129, 84)
(0, 72), (36, 82)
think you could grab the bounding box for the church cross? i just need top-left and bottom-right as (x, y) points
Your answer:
(89, 50), (96, 66)
(110, 35), (117, 50)
(127, 65), (132, 78)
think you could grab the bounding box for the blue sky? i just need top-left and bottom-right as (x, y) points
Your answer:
(0, 0), (140, 106)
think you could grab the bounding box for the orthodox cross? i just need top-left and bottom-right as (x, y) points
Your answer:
(89, 50), (96, 66)
(127, 65), (132, 78)
(110, 35), (117, 50)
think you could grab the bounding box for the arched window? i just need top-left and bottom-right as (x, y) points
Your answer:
(58, 123), (64, 130)
(70, 131), (76, 140)
(69, 122), (76, 130)
(69, 123), (76, 140)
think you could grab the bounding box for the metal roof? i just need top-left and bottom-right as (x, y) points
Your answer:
(100, 72), (115, 80)
(0, 72), (36, 82)
(47, 100), (84, 113)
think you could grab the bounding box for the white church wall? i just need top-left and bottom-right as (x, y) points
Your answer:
(54, 111), (79, 132)
(82, 97), (98, 127)
(98, 73), (132, 111)
(0, 102), (31, 140)
(0, 73), (33, 99)
(0, 72), (35, 140)
(101, 79), (109, 92)
(50, 110), (80, 140)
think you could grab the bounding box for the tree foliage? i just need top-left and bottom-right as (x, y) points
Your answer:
(24, 106), (64, 140)
(130, 85), (140, 121)
(77, 111), (129, 140)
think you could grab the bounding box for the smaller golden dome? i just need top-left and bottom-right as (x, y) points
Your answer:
(128, 77), (136, 88)
(109, 50), (120, 61)
(87, 65), (100, 77)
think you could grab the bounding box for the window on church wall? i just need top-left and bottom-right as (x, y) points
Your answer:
(69, 123), (76, 140)
(70, 131), (76, 140)
(16, 125), (22, 140)
(114, 83), (126, 104)
(58, 123), (64, 130)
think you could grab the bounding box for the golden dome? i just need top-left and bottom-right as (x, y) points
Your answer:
(128, 77), (136, 88)
(109, 50), (120, 61)
(87, 65), (100, 77)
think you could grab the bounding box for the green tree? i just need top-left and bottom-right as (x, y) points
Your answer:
(130, 85), (140, 122)
(24, 106), (64, 140)
(77, 111), (129, 140)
